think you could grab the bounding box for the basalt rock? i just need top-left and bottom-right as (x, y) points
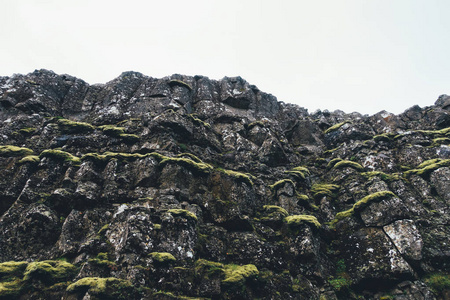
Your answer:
(0, 69), (449, 299)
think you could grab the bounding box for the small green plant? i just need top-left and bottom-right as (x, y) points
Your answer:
(424, 273), (450, 294)
(328, 259), (352, 292)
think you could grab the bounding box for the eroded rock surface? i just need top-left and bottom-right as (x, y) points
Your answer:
(0, 70), (449, 299)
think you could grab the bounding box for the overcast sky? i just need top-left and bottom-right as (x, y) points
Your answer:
(1, 0), (449, 115)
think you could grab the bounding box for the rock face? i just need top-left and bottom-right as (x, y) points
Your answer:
(0, 69), (449, 299)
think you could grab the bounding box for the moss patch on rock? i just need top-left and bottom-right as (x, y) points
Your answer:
(311, 183), (340, 199)
(361, 171), (400, 182)
(218, 168), (254, 186)
(160, 156), (214, 173)
(222, 264), (259, 285)
(269, 179), (295, 190)
(40, 149), (81, 165)
(56, 118), (94, 134)
(150, 252), (176, 264)
(23, 260), (77, 283)
(285, 215), (321, 229)
(167, 209), (198, 221)
(66, 277), (135, 299)
(0, 145), (34, 157)
(285, 166), (310, 179)
(18, 155), (40, 164)
(404, 159), (450, 178)
(329, 191), (396, 227)
(332, 160), (364, 171)
(324, 121), (350, 134)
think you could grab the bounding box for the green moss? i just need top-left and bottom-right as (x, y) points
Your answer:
(40, 149), (81, 165)
(328, 276), (352, 291)
(167, 209), (198, 221)
(176, 153), (202, 163)
(222, 264), (259, 285)
(404, 159), (450, 177)
(23, 260), (77, 283)
(98, 125), (125, 136)
(285, 166), (310, 179)
(432, 137), (450, 146)
(311, 183), (340, 199)
(82, 151), (164, 165)
(353, 191), (396, 211)
(218, 168), (254, 186)
(269, 179), (295, 190)
(0, 278), (25, 298)
(56, 118), (94, 133)
(66, 277), (134, 299)
(247, 120), (266, 130)
(119, 133), (140, 143)
(18, 127), (36, 135)
(332, 160), (364, 171)
(323, 146), (340, 155)
(169, 79), (192, 90)
(324, 121), (350, 134)
(97, 224), (109, 236)
(262, 205), (288, 219)
(189, 114), (211, 128)
(150, 252), (176, 264)
(195, 259), (225, 278)
(373, 133), (395, 142)
(89, 253), (116, 268)
(327, 158), (343, 169)
(361, 171), (400, 182)
(285, 215), (321, 229)
(329, 191), (396, 227)
(416, 126), (450, 137)
(18, 155), (40, 164)
(160, 156), (214, 173)
(0, 145), (34, 157)
(0, 261), (28, 279)
(424, 273), (450, 294)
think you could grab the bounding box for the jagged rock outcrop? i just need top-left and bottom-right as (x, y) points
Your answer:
(0, 69), (449, 299)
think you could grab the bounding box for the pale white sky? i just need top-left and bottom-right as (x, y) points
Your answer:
(1, 0), (449, 115)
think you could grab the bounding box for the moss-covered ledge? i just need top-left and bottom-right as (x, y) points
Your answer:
(329, 191), (397, 228)
(0, 145), (34, 157)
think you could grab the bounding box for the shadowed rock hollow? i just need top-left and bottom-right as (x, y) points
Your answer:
(0, 69), (449, 299)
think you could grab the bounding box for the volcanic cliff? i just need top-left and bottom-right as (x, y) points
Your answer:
(0, 69), (449, 299)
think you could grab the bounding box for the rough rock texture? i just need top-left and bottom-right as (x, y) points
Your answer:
(0, 69), (449, 299)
